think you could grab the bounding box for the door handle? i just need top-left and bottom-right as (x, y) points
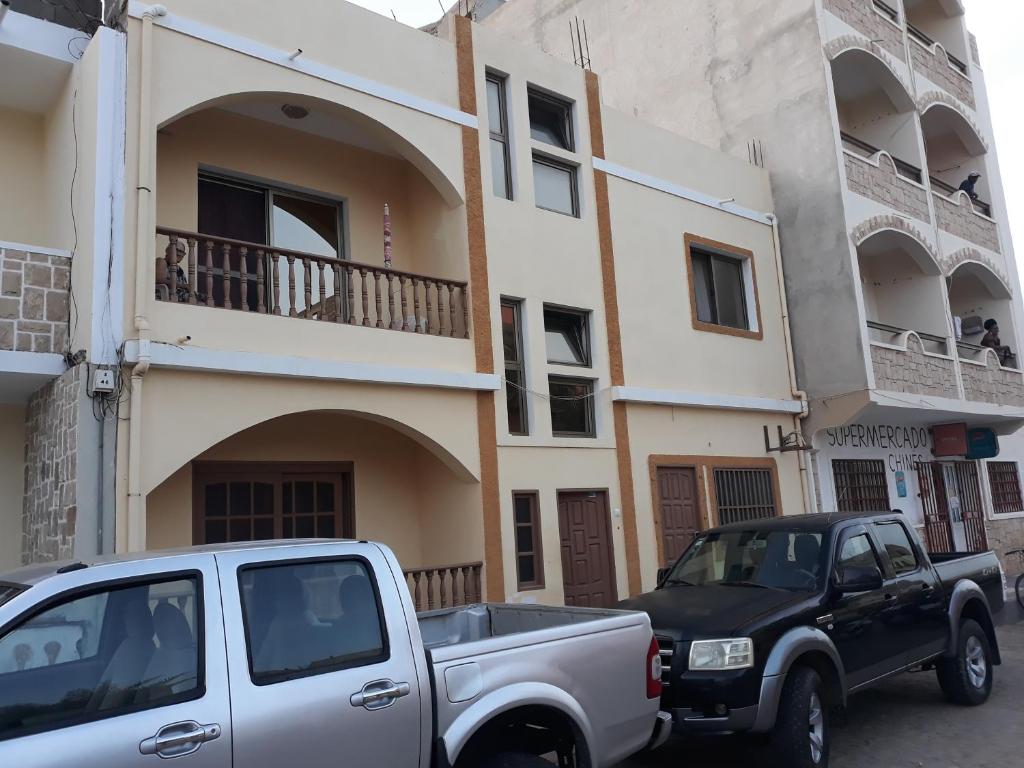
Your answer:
(921, 583), (936, 595)
(350, 679), (412, 711)
(140, 721), (221, 758)
(883, 593), (898, 604)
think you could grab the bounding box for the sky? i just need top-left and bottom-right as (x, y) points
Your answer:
(348, 0), (1021, 263)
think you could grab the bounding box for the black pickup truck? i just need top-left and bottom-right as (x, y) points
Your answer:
(623, 512), (1006, 768)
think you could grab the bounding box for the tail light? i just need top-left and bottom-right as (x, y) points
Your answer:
(646, 635), (663, 699)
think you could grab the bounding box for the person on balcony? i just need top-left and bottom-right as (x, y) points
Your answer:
(981, 319), (1015, 366)
(959, 172), (982, 201)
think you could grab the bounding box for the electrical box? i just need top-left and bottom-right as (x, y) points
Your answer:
(90, 368), (116, 394)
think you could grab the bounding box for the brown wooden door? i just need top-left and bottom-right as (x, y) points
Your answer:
(557, 491), (617, 608)
(656, 466), (701, 565)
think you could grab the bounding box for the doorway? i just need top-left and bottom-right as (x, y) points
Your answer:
(654, 466), (702, 566)
(557, 490), (617, 608)
(192, 462), (354, 545)
(916, 461), (988, 553)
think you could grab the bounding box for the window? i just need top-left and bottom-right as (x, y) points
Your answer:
(713, 468), (778, 525)
(528, 89), (573, 151)
(544, 306), (590, 366)
(501, 300), (529, 436)
(0, 577), (201, 741)
(874, 522), (918, 575)
(513, 493), (544, 590)
(533, 155), (579, 217)
(486, 74), (512, 200)
(690, 247), (749, 330)
(838, 534), (882, 572)
(988, 462), (1024, 514)
(548, 376), (596, 437)
(833, 460), (891, 513)
(240, 559), (387, 686)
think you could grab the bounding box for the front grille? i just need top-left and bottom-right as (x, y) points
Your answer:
(656, 636), (674, 688)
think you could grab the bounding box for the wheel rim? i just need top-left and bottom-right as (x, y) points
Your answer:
(808, 691), (825, 764)
(965, 636), (987, 689)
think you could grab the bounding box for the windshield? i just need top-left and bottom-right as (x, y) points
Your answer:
(0, 583), (25, 608)
(664, 530), (825, 592)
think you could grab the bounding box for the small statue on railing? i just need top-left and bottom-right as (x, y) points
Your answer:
(384, 203), (393, 270)
(156, 238), (206, 304)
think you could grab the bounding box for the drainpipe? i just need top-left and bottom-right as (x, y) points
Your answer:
(767, 214), (816, 515)
(126, 5), (165, 552)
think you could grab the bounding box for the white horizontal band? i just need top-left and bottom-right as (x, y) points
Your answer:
(611, 386), (804, 414)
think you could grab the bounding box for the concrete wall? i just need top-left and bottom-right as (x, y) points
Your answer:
(0, 107), (47, 247)
(0, 406), (25, 572)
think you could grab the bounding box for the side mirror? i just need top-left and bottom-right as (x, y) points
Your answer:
(656, 567), (671, 585)
(833, 565), (883, 594)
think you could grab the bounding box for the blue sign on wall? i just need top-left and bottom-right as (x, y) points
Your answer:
(966, 428), (999, 460)
(895, 471), (907, 498)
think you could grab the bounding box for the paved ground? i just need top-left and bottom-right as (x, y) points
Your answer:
(621, 600), (1024, 768)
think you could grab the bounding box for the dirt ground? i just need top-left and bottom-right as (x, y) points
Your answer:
(621, 602), (1024, 768)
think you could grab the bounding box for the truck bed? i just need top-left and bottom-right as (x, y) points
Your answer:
(418, 603), (631, 650)
(931, 551), (1005, 612)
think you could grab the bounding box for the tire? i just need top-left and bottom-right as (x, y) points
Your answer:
(477, 754), (552, 768)
(937, 618), (993, 705)
(1016, 573), (1024, 612)
(770, 665), (830, 768)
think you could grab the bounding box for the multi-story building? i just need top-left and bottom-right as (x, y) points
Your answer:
(0, 0), (809, 603)
(484, 0), (1024, 570)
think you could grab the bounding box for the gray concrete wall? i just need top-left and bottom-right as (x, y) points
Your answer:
(483, 0), (871, 400)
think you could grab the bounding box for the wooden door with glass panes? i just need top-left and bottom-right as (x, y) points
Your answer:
(192, 462), (354, 545)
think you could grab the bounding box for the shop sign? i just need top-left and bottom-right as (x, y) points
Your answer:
(966, 428), (999, 460)
(932, 423), (968, 458)
(824, 423), (931, 472)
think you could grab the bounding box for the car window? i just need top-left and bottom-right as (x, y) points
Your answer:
(0, 577), (200, 741)
(240, 559), (388, 686)
(874, 522), (918, 575)
(837, 533), (880, 571)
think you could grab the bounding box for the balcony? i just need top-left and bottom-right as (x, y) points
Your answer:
(868, 322), (959, 399)
(959, 347), (1024, 407)
(843, 134), (930, 222)
(155, 229), (469, 339)
(823, 0), (905, 57)
(932, 190), (1000, 252)
(905, 0), (975, 110)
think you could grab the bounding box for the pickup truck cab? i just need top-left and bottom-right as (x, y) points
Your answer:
(622, 512), (1005, 768)
(0, 540), (670, 768)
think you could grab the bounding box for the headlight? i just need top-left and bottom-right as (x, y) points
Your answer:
(688, 638), (754, 671)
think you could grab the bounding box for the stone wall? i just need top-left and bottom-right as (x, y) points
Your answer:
(870, 336), (959, 398)
(823, 0), (904, 58)
(986, 515), (1024, 576)
(910, 39), (976, 110)
(0, 247), (71, 354)
(22, 365), (80, 564)
(933, 192), (1001, 253)
(845, 153), (930, 222)
(961, 352), (1024, 407)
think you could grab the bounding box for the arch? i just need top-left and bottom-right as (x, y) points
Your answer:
(826, 37), (915, 112)
(852, 215), (942, 275)
(159, 91), (464, 208)
(946, 253), (1012, 299)
(919, 93), (989, 153)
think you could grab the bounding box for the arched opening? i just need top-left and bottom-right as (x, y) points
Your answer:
(832, 49), (923, 181)
(921, 104), (990, 215)
(146, 410), (485, 604)
(154, 92), (469, 332)
(905, 0), (968, 66)
(948, 261), (1018, 368)
(857, 228), (949, 352)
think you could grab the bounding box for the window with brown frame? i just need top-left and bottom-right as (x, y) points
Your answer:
(988, 461), (1024, 514)
(833, 459), (891, 513)
(501, 298), (529, 436)
(684, 235), (762, 340)
(713, 468), (778, 525)
(486, 73), (513, 200)
(513, 492), (544, 590)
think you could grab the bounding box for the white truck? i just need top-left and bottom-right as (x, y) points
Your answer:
(0, 540), (670, 767)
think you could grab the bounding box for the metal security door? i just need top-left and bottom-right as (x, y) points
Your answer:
(917, 462), (953, 552)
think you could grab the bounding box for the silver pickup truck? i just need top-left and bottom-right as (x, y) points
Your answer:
(0, 540), (670, 767)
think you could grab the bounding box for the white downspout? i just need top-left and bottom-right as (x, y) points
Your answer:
(767, 213), (817, 515)
(126, 5), (164, 552)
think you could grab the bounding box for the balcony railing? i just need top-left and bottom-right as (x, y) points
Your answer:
(403, 562), (483, 611)
(930, 176), (992, 217)
(872, 0), (899, 23)
(868, 321), (948, 355)
(841, 133), (923, 183)
(908, 23), (969, 75)
(155, 228), (469, 339)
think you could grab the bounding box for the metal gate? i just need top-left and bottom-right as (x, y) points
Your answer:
(916, 461), (989, 553)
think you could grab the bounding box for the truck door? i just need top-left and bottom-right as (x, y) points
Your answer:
(216, 543), (422, 768)
(827, 526), (905, 688)
(0, 554), (232, 768)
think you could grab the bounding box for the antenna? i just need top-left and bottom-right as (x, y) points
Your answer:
(570, 16), (592, 70)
